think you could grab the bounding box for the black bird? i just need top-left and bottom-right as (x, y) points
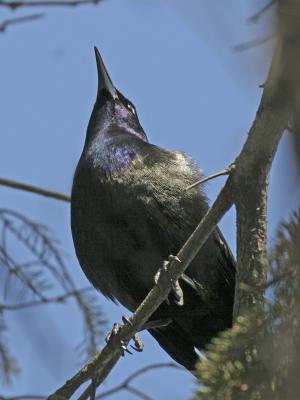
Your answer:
(71, 48), (235, 371)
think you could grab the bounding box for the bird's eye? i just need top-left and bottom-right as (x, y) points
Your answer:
(127, 103), (136, 115)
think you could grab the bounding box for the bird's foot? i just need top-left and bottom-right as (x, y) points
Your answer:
(105, 323), (131, 356)
(154, 254), (184, 306)
(105, 317), (144, 355)
(131, 333), (144, 352)
(121, 315), (144, 352)
(105, 322), (122, 344)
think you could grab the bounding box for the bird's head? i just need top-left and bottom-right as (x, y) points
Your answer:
(86, 47), (147, 142)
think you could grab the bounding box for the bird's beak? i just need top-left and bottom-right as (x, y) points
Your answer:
(94, 47), (118, 100)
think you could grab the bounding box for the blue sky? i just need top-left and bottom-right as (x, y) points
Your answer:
(1, 1), (299, 399)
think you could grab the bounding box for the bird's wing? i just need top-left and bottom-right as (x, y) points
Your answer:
(119, 141), (235, 294)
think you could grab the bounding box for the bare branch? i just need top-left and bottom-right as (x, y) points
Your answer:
(0, 0), (100, 9)
(233, 33), (275, 52)
(0, 13), (43, 32)
(0, 209), (106, 359)
(0, 247), (48, 300)
(0, 287), (92, 311)
(0, 177), (70, 203)
(124, 387), (154, 400)
(0, 364), (180, 400)
(95, 363), (181, 399)
(248, 0), (276, 23)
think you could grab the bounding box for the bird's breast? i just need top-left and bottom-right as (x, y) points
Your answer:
(71, 163), (165, 308)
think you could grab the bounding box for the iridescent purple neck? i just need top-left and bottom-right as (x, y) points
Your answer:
(86, 98), (148, 144)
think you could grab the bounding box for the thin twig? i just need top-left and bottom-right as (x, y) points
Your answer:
(125, 387), (154, 400)
(185, 166), (233, 191)
(0, 208), (105, 358)
(94, 363), (180, 399)
(0, 177), (70, 203)
(0, 0), (100, 9)
(248, 0), (276, 23)
(0, 364), (179, 400)
(0, 248), (47, 301)
(0, 287), (92, 311)
(233, 34), (275, 52)
(0, 13), (43, 32)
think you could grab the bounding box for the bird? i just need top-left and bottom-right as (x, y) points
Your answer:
(71, 47), (236, 371)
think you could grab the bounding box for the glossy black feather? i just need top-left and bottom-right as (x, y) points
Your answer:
(71, 49), (235, 370)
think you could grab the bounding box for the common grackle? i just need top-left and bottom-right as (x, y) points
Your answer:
(71, 48), (235, 371)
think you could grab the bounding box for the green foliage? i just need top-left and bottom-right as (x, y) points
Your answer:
(194, 209), (300, 400)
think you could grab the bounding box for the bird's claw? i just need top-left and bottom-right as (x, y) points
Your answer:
(154, 254), (184, 306)
(105, 323), (131, 356)
(168, 254), (182, 264)
(122, 316), (143, 352)
(121, 340), (133, 356)
(172, 279), (184, 306)
(105, 318), (144, 356)
(130, 333), (144, 352)
(105, 322), (122, 344)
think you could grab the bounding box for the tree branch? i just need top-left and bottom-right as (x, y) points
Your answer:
(0, 13), (43, 32)
(95, 363), (180, 400)
(0, 364), (180, 400)
(0, 287), (92, 311)
(0, 209), (106, 359)
(248, 0), (276, 23)
(233, 33), (275, 52)
(0, 0), (100, 9)
(0, 177), (70, 202)
(232, 0), (297, 319)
